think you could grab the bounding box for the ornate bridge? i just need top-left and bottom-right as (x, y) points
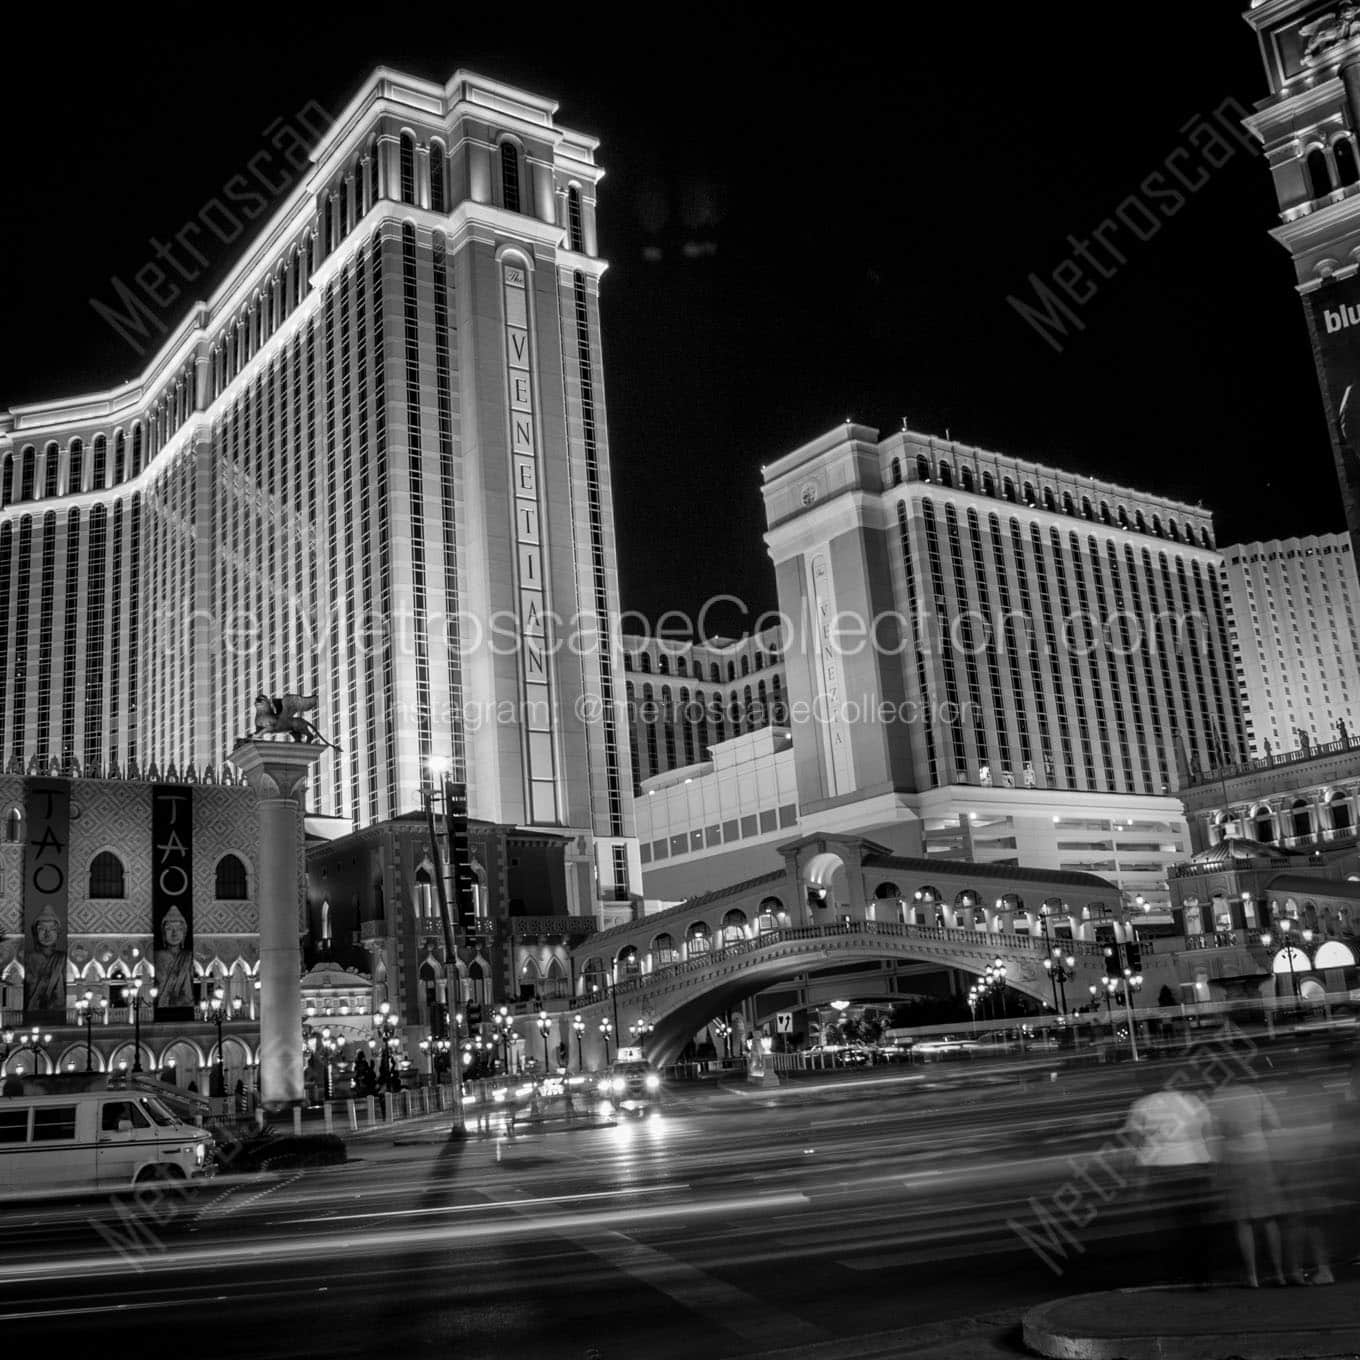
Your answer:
(558, 920), (1136, 1069)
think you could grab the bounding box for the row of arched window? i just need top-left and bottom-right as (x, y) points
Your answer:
(3, 816), (250, 900)
(889, 452), (1213, 547)
(0, 375), (196, 511)
(1306, 134), (1360, 202)
(626, 647), (779, 678)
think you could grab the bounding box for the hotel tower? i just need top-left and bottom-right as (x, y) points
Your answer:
(0, 69), (639, 904)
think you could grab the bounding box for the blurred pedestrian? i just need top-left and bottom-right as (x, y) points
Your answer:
(1123, 1071), (1214, 1286)
(1207, 1081), (1286, 1288)
(1278, 1077), (1337, 1285)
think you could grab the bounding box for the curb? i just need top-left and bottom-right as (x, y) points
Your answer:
(1023, 1287), (1360, 1360)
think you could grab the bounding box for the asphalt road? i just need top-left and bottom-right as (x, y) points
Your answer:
(0, 1045), (1354, 1360)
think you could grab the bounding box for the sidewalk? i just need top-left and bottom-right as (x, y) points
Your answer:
(1023, 1280), (1360, 1359)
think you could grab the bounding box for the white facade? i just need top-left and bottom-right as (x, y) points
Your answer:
(634, 727), (1186, 913)
(1220, 534), (1360, 757)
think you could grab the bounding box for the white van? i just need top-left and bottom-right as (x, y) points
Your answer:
(0, 1090), (212, 1194)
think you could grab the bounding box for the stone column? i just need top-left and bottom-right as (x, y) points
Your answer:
(231, 740), (322, 1111)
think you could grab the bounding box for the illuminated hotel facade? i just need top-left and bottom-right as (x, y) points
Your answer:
(0, 68), (639, 908)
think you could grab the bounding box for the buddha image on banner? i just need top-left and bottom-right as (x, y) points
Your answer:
(152, 786), (195, 1019)
(22, 779), (70, 1019)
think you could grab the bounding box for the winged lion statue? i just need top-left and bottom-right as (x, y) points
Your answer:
(250, 693), (339, 749)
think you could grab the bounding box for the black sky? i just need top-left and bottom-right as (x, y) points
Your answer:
(0, 6), (1331, 632)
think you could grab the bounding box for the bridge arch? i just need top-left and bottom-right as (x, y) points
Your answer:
(563, 921), (1115, 1070)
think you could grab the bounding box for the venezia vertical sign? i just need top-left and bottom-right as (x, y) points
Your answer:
(22, 778), (70, 1019)
(152, 785), (195, 1020)
(503, 260), (559, 825)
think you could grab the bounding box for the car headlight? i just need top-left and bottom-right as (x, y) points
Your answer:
(644, 1074), (660, 1092)
(195, 1142), (206, 1164)
(612, 1077), (626, 1094)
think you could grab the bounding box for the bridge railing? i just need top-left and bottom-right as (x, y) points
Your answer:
(568, 920), (1076, 1008)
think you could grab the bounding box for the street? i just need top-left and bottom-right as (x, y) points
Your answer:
(0, 1044), (1353, 1360)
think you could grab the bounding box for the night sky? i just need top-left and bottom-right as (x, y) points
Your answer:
(0, 6), (1328, 633)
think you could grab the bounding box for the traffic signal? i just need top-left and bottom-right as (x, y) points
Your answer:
(1123, 937), (1142, 973)
(445, 779), (478, 934)
(1103, 942), (1123, 977)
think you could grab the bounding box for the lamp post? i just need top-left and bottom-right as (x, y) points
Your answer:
(373, 1000), (399, 1087)
(967, 985), (980, 1034)
(1037, 903), (1062, 1014)
(4, 1026), (53, 1076)
(537, 1008), (553, 1073)
(712, 1018), (731, 1060)
(420, 1036), (449, 1082)
(493, 1004), (513, 1074)
(423, 754), (469, 1139)
(200, 988), (242, 1096)
(572, 1013), (586, 1071)
(629, 1015), (654, 1059)
(75, 991), (107, 1071)
(121, 981), (158, 1073)
(1121, 968), (1143, 1062)
(991, 958), (1008, 1017)
(598, 1015), (613, 1066)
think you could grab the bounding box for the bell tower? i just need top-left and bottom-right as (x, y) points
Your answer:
(1245, 2), (1360, 558)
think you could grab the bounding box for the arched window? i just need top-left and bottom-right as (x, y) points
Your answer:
(1167, 519), (1181, 542)
(1116, 505), (1130, 527)
(721, 909), (747, 947)
(1081, 496), (1094, 520)
(890, 457), (903, 486)
(1023, 482), (1036, 504)
(415, 866), (433, 914)
(709, 663), (720, 682)
(652, 932), (678, 966)
(114, 430), (127, 484)
(740, 655), (750, 677)
(1329, 792), (1353, 832)
(367, 141), (380, 206)
(399, 133), (416, 205)
(500, 141), (521, 214)
(1200, 527), (1212, 548)
(3, 808), (19, 843)
(658, 653), (670, 675)
(91, 436), (106, 492)
(1253, 806), (1276, 843)
(567, 185), (584, 251)
(1337, 137), (1360, 188)
(43, 443), (58, 498)
(68, 439), (83, 495)
(686, 922), (711, 956)
(89, 852), (126, 899)
(320, 900), (332, 942)
(1043, 487), (1057, 511)
(1308, 146), (1334, 199)
(616, 946), (640, 978)
(1291, 799), (1313, 839)
(1063, 492), (1076, 515)
(1151, 514), (1164, 537)
(131, 423), (144, 475)
(676, 655), (688, 676)
(1134, 511), (1147, 532)
(429, 139), (447, 213)
(916, 454), (931, 481)
(960, 466), (974, 492)
(19, 447), (35, 501)
(1002, 477), (1017, 502)
(938, 461), (954, 487)
(639, 652), (651, 672)
(1100, 502), (1113, 525)
(215, 854), (248, 900)
(982, 471), (995, 496)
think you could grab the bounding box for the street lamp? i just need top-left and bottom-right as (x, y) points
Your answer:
(200, 988), (242, 1096)
(121, 980), (158, 1073)
(991, 958), (1008, 1017)
(493, 1004), (514, 1074)
(571, 1013), (586, 1071)
(629, 1015), (654, 1059)
(598, 1015), (613, 1065)
(537, 1008), (553, 1073)
(310, 1026), (345, 1098)
(711, 1018), (731, 1060)
(373, 1001), (399, 1087)
(422, 754), (471, 1141)
(1121, 968), (1143, 1062)
(74, 990), (108, 1071)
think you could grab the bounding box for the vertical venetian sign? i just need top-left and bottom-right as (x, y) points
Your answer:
(23, 778), (70, 1019)
(503, 261), (559, 825)
(1305, 274), (1360, 547)
(808, 554), (856, 798)
(152, 785), (195, 1020)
